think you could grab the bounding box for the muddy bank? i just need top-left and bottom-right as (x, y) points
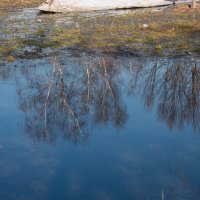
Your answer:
(0, 5), (200, 62)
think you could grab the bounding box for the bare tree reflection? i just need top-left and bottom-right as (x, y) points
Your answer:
(158, 58), (200, 131)
(17, 58), (85, 143)
(2, 54), (200, 143)
(16, 56), (127, 143)
(128, 56), (200, 131)
(81, 58), (127, 126)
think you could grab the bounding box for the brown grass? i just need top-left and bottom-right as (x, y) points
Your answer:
(0, 0), (43, 9)
(0, 4), (200, 60)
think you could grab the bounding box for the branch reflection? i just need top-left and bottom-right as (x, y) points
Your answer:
(16, 56), (127, 143)
(128, 56), (200, 131)
(3, 54), (199, 143)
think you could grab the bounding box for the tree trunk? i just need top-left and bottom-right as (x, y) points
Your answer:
(192, 0), (196, 8)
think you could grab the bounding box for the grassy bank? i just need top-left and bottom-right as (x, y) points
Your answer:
(0, 5), (200, 61)
(53, 6), (200, 55)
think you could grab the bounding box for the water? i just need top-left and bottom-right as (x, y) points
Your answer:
(0, 9), (200, 200)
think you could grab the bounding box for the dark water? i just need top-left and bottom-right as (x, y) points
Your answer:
(0, 52), (200, 200)
(0, 8), (200, 200)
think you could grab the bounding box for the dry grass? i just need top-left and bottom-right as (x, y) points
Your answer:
(0, 0), (43, 9)
(41, 5), (200, 55)
(0, 4), (200, 60)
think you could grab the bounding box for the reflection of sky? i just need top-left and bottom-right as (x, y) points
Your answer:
(0, 55), (200, 200)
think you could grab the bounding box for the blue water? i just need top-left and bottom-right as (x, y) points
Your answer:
(0, 54), (200, 200)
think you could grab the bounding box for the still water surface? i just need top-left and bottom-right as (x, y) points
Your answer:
(0, 53), (200, 200)
(0, 9), (200, 200)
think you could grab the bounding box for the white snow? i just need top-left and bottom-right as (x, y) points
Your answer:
(38, 0), (189, 13)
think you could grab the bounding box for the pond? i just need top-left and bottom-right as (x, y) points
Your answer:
(0, 8), (200, 200)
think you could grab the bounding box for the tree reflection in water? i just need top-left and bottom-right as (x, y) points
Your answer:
(4, 54), (199, 143)
(15, 56), (127, 143)
(127, 56), (200, 131)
